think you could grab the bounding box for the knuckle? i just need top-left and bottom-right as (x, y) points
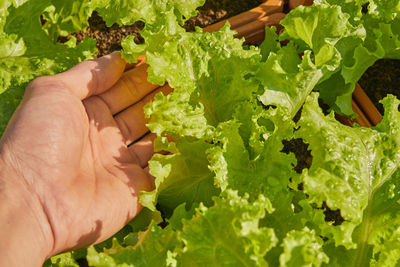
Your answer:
(25, 75), (68, 96)
(79, 60), (104, 94)
(89, 69), (102, 95)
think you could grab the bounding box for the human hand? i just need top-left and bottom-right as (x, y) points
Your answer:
(0, 52), (171, 266)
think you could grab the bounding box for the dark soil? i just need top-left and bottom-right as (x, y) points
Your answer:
(323, 203), (345, 226)
(359, 59), (400, 114)
(282, 139), (312, 174)
(58, 12), (145, 58)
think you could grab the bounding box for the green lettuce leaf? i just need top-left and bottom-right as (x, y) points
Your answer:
(138, 25), (269, 215)
(119, 0), (206, 64)
(296, 93), (400, 265)
(259, 26), (280, 61)
(314, 0), (365, 24)
(280, 227), (329, 267)
(144, 91), (210, 140)
(175, 190), (277, 266)
(255, 46), (323, 118)
(41, 0), (93, 38)
(93, 0), (204, 27)
(94, 207), (160, 252)
(204, 105), (328, 265)
(208, 105), (296, 199)
(280, 4), (358, 71)
(142, 25), (262, 141)
(282, 1), (400, 116)
(140, 138), (220, 214)
(140, 25), (259, 92)
(280, 3), (366, 115)
(87, 221), (179, 267)
(43, 252), (80, 267)
(368, 0), (400, 21)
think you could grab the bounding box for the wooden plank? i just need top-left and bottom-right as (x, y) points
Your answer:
(203, 0), (284, 32)
(236, 13), (285, 44)
(353, 83), (382, 126)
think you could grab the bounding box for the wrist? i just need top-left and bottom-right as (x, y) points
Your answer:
(0, 153), (54, 266)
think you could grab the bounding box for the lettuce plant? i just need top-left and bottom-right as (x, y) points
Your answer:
(2, 0), (400, 266)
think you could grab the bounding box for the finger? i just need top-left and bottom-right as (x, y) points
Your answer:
(82, 96), (154, 243)
(83, 96), (140, 165)
(99, 64), (160, 115)
(83, 95), (155, 193)
(114, 84), (173, 144)
(129, 133), (156, 168)
(55, 52), (126, 100)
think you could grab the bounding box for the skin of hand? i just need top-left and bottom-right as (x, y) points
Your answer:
(0, 52), (171, 266)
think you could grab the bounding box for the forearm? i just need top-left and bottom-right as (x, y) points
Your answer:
(0, 156), (53, 266)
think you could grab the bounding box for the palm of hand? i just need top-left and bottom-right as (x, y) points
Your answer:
(0, 53), (157, 256)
